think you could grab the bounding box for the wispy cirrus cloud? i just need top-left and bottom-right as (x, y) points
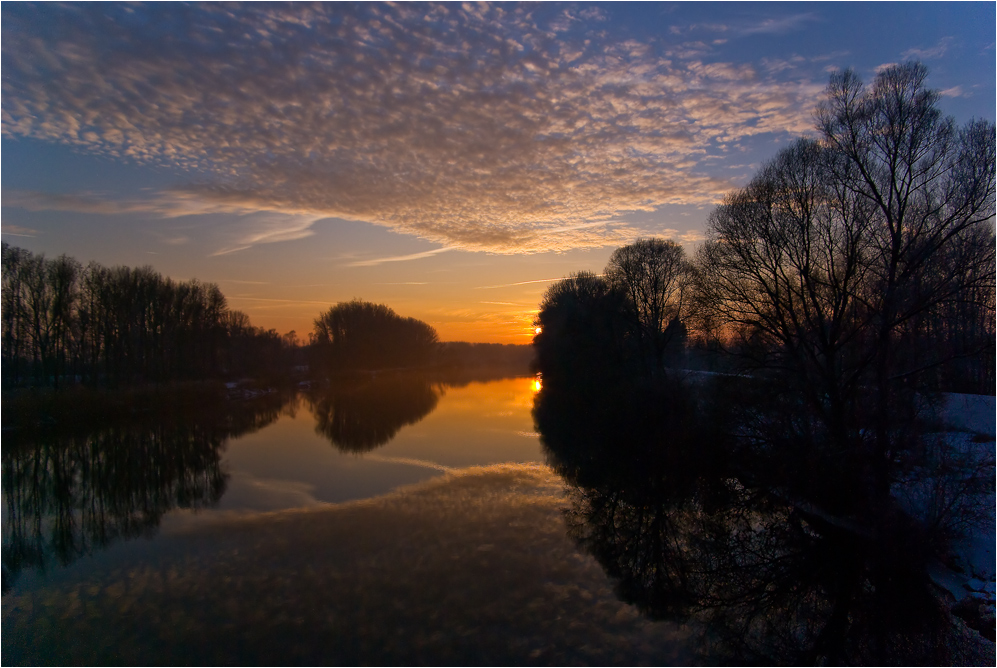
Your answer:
(2, 224), (42, 237)
(346, 248), (454, 267)
(474, 278), (569, 290)
(737, 13), (819, 36)
(209, 214), (320, 257)
(670, 13), (819, 38)
(227, 296), (336, 310)
(2, 3), (827, 254)
(902, 36), (954, 61)
(5, 188), (321, 256)
(3, 187), (299, 219)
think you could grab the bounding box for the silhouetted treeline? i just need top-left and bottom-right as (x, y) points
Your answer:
(1, 243), (298, 388)
(532, 238), (693, 388)
(311, 299), (438, 373)
(693, 63), (995, 524)
(436, 341), (533, 371)
(309, 299), (535, 375)
(531, 62), (995, 664)
(536, 62), (994, 523)
(2, 246), (535, 389)
(536, 63), (995, 399)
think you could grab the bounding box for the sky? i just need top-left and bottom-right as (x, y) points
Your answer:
(2, 2), (994, 343)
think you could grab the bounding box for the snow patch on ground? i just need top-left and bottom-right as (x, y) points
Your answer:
(934, 393), (995, 626)
(942, 393), (996, 436)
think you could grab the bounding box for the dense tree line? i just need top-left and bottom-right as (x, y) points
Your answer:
(534, 62), (994, 554)
(2, 247), (531, 389)
(1, 243), (295, 388)
(533, 239), (692, 386)
(537, 62), (994, 392)
(532, 64), (994, 663)
(310, 299), (439, 372)
(537, 63), (994, 393)
(694, 62), (995, 508)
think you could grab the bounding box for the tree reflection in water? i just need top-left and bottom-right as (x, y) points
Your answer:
(2, 390), (290, 586)
(305, 374), (443, 452)
(534, 373), (964, 665)
(304, 369), (530, 453)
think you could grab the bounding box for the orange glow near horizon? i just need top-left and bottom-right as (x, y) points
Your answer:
(240, 303), (542, 344)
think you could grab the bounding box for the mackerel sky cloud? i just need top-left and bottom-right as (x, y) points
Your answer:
(5, 3), (827, 253)
(2, 2), (993, 340)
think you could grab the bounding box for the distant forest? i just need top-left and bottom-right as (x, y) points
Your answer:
(309, 298), (532, 374)
(1, 242), (299, 388)
(1, 243), (532, 389)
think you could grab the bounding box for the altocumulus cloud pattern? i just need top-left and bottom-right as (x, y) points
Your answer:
(2, 3), (823, 253)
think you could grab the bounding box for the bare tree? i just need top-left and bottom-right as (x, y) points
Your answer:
(606, 238), (692, 374)
(696, 138), (873, 450)
(696, 62), (995, 507)
(816, 62), (996, 493)
(2, 244), (284, 387)
(2, 243), (30, 385)
(47, 254), (81, 388)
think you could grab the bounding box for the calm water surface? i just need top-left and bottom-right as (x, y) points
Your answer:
(2, 374), (690, 665)
(5, 372), (988, 665)
(212, 377), (544, 512)
(3, 376), (547, 581)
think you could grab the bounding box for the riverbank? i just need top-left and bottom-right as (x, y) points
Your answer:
(1, 380), (290, 432)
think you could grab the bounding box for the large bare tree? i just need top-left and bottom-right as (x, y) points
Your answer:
(696, 62), (995, 506)
(815, 63), (996, 491)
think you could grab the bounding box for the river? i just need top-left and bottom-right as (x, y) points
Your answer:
(1, 374), (689, 665)
(3, 371), (991, 665)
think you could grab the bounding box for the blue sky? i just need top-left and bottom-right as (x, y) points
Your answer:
(3, 2), (994, 341)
